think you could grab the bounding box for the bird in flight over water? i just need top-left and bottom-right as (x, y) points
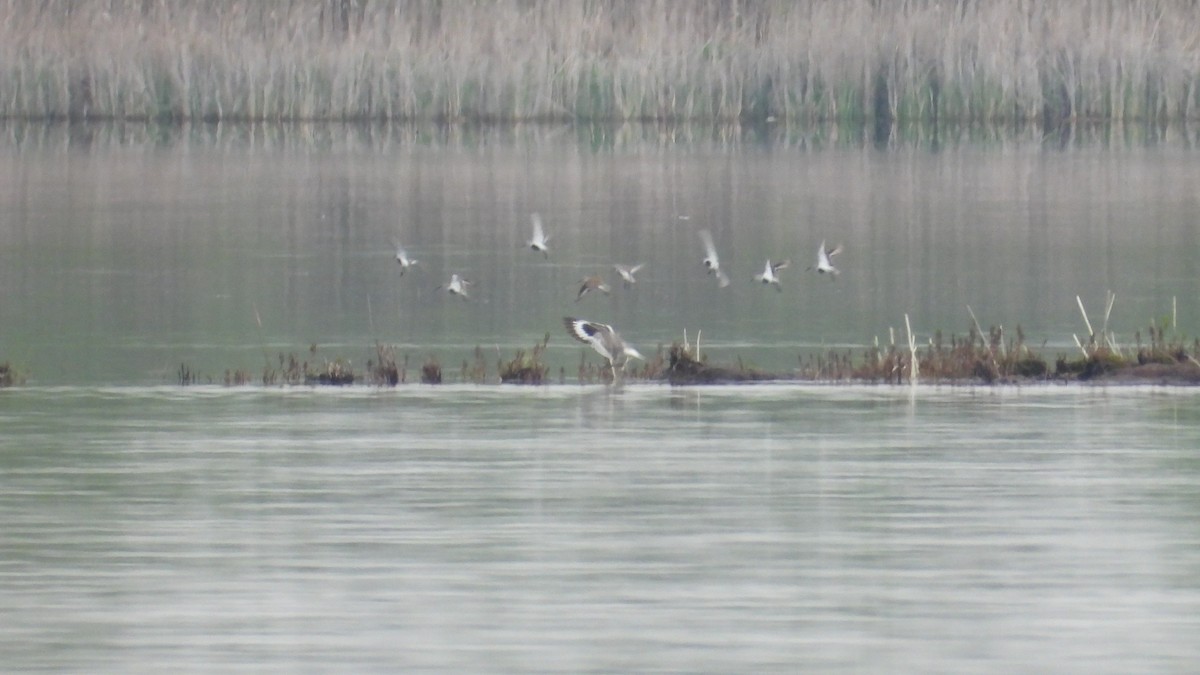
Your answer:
(699, 229), (731, 288)
(810, 240), (843, 277)
(613, 263), (644, 287)
(440, 273), (472, 299)
(754, 258), (790, 291)
(393, 242), (418, 275)
(563, 317), (644, 381)
(575, 275), (611, 302)
(527, 213), (550, 258)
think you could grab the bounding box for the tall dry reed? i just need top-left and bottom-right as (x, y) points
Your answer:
(1, 0), (1197, 123)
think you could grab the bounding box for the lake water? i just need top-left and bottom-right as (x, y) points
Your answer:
(2, 121), (1200, 672)
(2, 122), (1198, 383)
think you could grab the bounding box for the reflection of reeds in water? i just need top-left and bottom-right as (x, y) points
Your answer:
(1, 118), (1171, 160)
(4, 1), (1198, 122)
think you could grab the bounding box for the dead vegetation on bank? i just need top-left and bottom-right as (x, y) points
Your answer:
(662, 325), (1200, 386)
(173, 314), (1199, 388)
(0, 362), (25, 387)
(161, 296), (1200, 389)
(0, 287), (1181, 391)
(661, 296), (1200, 386)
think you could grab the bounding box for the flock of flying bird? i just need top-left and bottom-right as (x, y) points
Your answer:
(393, 213), (844, 380)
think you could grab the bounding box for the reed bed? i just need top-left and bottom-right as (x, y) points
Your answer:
(0, 361), (24, 387)
(499, 334), (551, 384)
(177, 320), (1200, 388)
(420, 355), (442, 384)
(258, 348), (355, 386)
(4, 0), (1199, 123)
(171, 298), (1199, 388)
(178, 345), (359, 386)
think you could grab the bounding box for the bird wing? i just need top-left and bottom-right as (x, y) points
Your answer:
(699, 229), (719, 262)
(531, 213), (546, 243)
(563, 317), (615, 359)
(773, 259), (791, 272)
(563, 317), (591, 344)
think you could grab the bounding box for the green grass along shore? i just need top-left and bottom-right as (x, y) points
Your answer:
(6, 0), (1200, 124)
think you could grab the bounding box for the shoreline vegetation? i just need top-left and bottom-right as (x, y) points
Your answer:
(165, 322), (1200, 388)
(6, 1), (1200, 124)
(8, 310), (1200, 389)
(161, 309), (1198, 388)
(160, 297), (1196, 388)
(4, 118), (1196, 158)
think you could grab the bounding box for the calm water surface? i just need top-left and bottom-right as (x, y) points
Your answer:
(2, 384), (1200, 672)
(0, 122), (1197, 382)
(2, 122), (1200, 671)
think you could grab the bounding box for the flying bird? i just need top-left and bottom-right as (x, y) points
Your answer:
(440, 273), (472, 300)
(754, 258), (790, 291)
(810, 240), (843, 277)
(699, 229), (731, 288)
(613, 263), (644, 287)
(575, 275), (611, 302)
(527, 213), (550, 258)
(393, 244), (418, 275)
(563, 317), (644, 381)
